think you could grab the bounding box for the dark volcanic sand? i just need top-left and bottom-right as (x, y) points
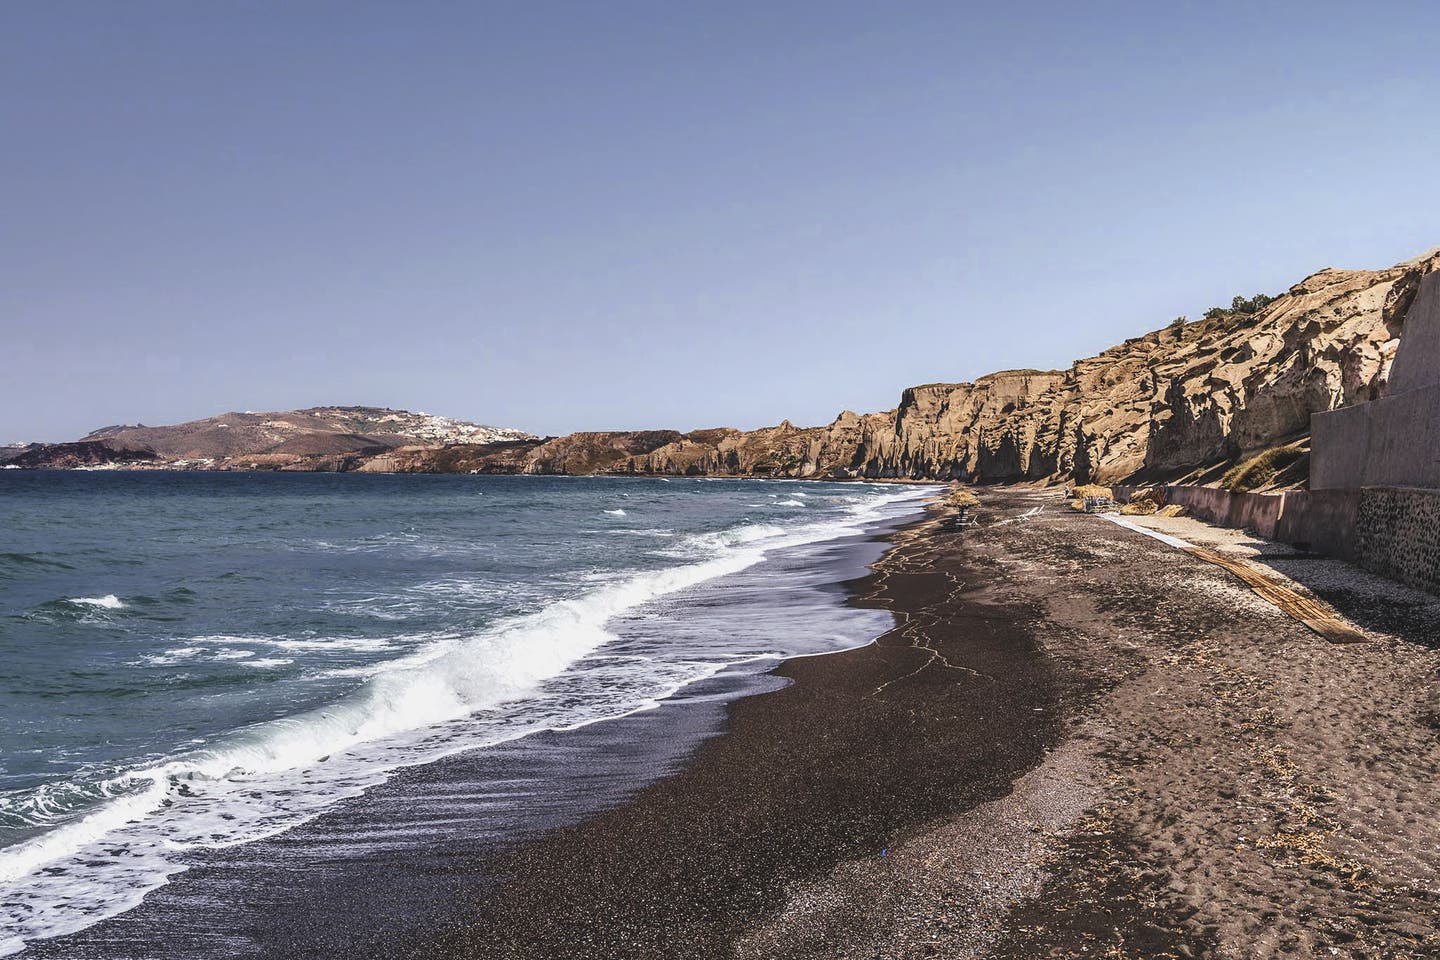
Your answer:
(415, 491), (1090, 959)
(424, 488), (1440, 960)
(26, 488), (1440, 959)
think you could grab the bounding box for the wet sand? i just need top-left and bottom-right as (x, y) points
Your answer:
(421, 488), (1440, 959)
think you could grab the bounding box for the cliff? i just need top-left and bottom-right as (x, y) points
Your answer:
(15, 248), (1438, 485)
(597, 247), (1438, 485)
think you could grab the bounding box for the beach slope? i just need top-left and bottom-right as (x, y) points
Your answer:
(424, 488), (1440, 959)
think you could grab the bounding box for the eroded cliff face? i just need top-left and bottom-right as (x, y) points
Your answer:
(17, 250), (1437, 483)
(509, 247), (1438, 484)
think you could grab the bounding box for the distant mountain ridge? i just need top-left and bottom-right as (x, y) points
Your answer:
(10, 245), (1439, 484)
(4, 407), (536, 470)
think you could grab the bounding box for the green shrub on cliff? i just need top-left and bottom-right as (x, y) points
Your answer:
(1203, 293), (1277, 323)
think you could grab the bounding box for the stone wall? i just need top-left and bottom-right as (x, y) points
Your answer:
(1353, 487), (1440, 593)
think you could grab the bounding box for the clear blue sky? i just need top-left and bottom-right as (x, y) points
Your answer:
(4, 2), (1439, 441)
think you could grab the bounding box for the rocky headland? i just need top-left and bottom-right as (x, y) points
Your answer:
(5, 407), (537, 472)
(11, 247), (1438, 485)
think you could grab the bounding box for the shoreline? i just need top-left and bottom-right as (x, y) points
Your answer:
(14, 491), (928, 959)
(0, 464), (951, 485)
(422, 487), (1440, 959)
(18, 486), (1440, 958)
(412, 491), (1083, 958)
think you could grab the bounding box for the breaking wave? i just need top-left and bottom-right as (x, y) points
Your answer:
(67, 594), (125, 609)
(0, 482), (930, 955)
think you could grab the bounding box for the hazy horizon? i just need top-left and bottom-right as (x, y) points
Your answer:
(6, 2), (1440, 442)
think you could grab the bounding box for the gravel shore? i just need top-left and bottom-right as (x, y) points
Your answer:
(425, 487), (1440, 959)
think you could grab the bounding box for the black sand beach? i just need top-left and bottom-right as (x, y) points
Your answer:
(415, 491), (1080, 959)
(418, 488), (1440, 960)
(23, 489), (1440, 959)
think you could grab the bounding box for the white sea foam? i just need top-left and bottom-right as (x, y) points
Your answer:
(138, 635), (400, 667)
(192, 634), (403, 653)
(776, 499), (806, 507)
(240, 658), (294, 669)
(677, 523), (786, 554)
(138, 646), (206, 666)
(0, 482), (932, 956)
(67, 595), (124, 609)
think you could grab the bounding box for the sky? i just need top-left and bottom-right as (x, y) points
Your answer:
(4, 2), (1440, 442)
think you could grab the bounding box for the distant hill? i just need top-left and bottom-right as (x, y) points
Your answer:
(74, 406), (536, 463)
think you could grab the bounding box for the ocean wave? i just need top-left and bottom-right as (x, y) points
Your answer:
(0, 534), (781, 888)
(136, 635), (401, 667)
(0, 482), (934, 954)
(240, 658), (294, 669)
(0, 552), (75, 577)
(192, 633), (403, 653)
(678, 523), (787, 554)
(66, 595), (125, 610)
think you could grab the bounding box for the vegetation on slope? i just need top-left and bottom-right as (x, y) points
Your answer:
(1220, 445), (1307, 493)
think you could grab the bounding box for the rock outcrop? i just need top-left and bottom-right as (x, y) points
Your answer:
(7, 440), (159, 469)
(522, 431), (686, 475)
(0, 443), (40, 464)
(353, 440), (546, 474)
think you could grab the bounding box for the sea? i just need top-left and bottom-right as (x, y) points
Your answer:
(0, 471), (930, 956)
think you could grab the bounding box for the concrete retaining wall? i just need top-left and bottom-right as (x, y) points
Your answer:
(1112, 484), (1440, 594)
(1388, 270), (1440, 394)
(1274, 489), (1361, 560)
(1113, 484), (1287, 539)
(1311, 270), (1440, 490)
(1311, 381), (1440, 490)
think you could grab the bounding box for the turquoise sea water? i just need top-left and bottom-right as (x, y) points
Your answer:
(0, 471), (928, 955)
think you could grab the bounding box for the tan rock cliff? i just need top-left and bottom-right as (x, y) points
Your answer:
(504, 247), (1438, 485)
(20, 248), (1438, 485)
